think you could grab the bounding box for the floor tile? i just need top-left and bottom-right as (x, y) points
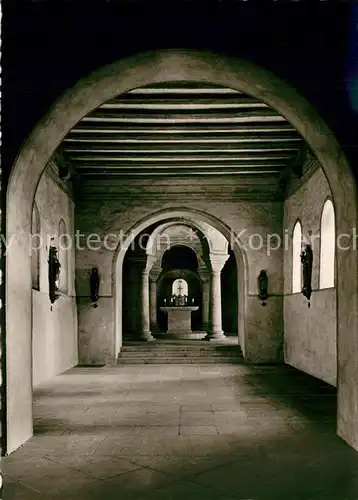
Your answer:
(3, 361), (357, 500)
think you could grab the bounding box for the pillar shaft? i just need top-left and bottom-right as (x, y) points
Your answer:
(140, 270), (154, 341)
(210, 270), (224, 337)
(150, 278), (157, 330)
(202, 280), (210, 330)
(206, 253), (229, 340)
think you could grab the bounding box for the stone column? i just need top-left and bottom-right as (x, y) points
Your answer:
(206, 253), (229, 340)
(202, 280), (210, 330)
(149, 267), (161, 332)
(140, 268), (154, 341)
(149, 278), (157, 328)
(198, 266), (210, 332)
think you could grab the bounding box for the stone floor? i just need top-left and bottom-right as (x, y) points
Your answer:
(3, 363), (358, 500)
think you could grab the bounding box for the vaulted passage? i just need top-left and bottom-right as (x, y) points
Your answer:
(4, 46), (358, 500)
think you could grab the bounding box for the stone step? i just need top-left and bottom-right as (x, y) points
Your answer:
(118, 339), (243, 365)
(119, 350), (242, 357)
(121, 344), (240, 351)
(117, 357), (245, 364)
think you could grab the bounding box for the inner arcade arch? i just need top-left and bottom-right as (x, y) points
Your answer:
(114, 208), (247, 354)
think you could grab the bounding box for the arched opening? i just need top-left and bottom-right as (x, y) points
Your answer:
(162, 246), (198, 273)
(120, 213), (243, 342)
(172, 279), (189, 297)
(5, 50), (357, 454)
(292, 221), (302, 294)
(319, 199), (336, 289)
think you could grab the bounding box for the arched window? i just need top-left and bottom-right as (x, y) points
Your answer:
(58, 219), (69, 294)
(292, 221), (302, 293)
(319, 199), (335, 289)
(172, 278), (188, 296)
(31, 203), (41, 290)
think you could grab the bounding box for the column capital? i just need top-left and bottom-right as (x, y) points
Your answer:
(149, 266), (162, 282)
(209, 253), (229, 273)
(198, 265), (210, 282)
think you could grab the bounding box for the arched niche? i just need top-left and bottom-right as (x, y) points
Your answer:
(292, 221), (302, 294)
(319, 199), (336, 289)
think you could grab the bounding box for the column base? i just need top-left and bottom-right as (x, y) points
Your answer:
(204, 331), (226, 341)
(139, 330), (155, 341)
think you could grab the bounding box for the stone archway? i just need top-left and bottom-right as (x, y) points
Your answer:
(112, 207), (247, 356)
(5, 49), (357, 454)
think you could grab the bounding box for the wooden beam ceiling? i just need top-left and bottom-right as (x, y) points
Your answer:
(61, 82), (305, 197)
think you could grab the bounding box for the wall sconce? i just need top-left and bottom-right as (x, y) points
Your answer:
(90, 267), (100, 308)
(301, 240), (313, 308)
(48, 245), (61, 309)
(258, 269), (268, 306)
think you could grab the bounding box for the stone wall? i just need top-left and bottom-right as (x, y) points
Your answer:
(75, 181), (284, 364)
(32, 165), (78, 386)
(283, 162), (337, 386)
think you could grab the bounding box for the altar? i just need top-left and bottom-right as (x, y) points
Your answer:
(160, 306), (199, 339)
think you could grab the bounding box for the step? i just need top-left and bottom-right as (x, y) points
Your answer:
(119, 351), (242, 358)
(121, 344), (240, 351)
(117, 357), (245, 364)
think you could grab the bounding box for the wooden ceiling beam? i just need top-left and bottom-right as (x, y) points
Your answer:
(73, 162), (286, 170)
(69, 154), (292, 163)
(64, 134), (301, 145)
(79, 169), (282, 176)
(67, 124), (296, 135)
(127, 86), (242, 95)
(100, 99), (269, 111)
(64, 144), (299, 153)
(82, 110), (285, 124)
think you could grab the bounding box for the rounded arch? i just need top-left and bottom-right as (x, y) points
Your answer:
(5, 49), (358, 454)
(157, 267), (202, 286)
(172, 278), (189, 297)
(113, 206), (248, 357)
(319, 198), (336, 289)
(160, 243), (201, 270)
(146, 220), (210, 268)
(146, 219), (225, 257)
